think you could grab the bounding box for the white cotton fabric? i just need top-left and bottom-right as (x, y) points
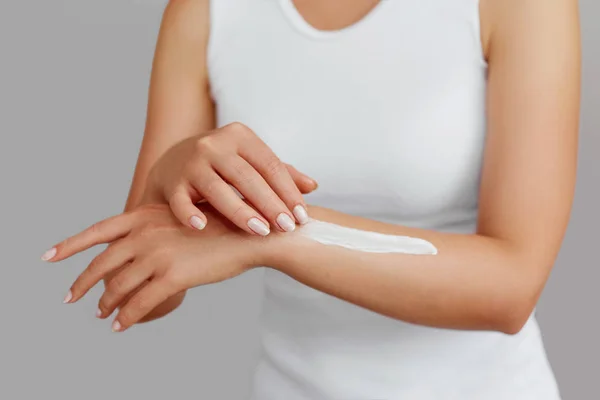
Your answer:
(206, 0), (561, 398)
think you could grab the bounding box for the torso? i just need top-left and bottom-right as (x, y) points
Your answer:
(286, 0), (493, 63)
(206, 0), (560, 398)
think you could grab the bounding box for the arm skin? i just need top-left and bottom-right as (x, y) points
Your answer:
(263, 0), (581, 335)
(112, 0), (214, 322)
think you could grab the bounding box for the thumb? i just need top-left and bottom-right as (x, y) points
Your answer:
(168, 186), (208, 231)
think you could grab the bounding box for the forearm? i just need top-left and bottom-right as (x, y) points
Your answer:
(267, 206), (547, 334)
(99, 0), (216, 324)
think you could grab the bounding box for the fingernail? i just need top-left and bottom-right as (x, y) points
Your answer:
(277, 213), (296, 232)
(41, 247), (57, 261)
(112, 320), (122, 332)
(96, 308), (102, 318)
(63, 290), (73, 304)
(190, 215), (206, 230)
(293, 205), (309, 225)
(247, 218), (270, 236)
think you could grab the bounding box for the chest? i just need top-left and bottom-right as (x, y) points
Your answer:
(289, 0), (382, 31)
(209, 1), (488, 223)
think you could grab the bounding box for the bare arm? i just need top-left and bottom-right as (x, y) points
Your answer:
(112, 0), (214, 321)
(48, 0), (580, 333)
(266, 0), (580, 334)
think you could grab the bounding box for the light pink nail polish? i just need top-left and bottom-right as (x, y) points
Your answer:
(63, 290), (73, 304)
(41, 247), (57, 261)
(96, 308), (102, 318)
(277, 213), (296, 232)
(112, 320), (122, 332)
(190, 215), (206, 230)
(293, 205), (309, 225)
(248, 218), (270, 236)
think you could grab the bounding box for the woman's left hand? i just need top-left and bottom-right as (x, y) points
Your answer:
(43, 203), (274, 332)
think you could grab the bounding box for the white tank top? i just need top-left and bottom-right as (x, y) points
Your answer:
(207, 1), (561, 398)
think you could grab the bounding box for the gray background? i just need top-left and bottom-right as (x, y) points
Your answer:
(0, 1), (597, 399)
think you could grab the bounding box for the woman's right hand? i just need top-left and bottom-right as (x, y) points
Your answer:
(142, 122), (318, 236)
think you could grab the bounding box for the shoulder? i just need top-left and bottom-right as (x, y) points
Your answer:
(479, 0), (579, 63)
(163, 0), (209, 16)
(160, 0), (210, 39)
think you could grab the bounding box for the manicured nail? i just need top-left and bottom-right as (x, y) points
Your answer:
(277, 213), (296, 232)
(112, 320), (122, 332)
(63, 290), (73, 304)
(190, 215), (206, 230)
(41, 247), (57, 261)
(293, 205), (309, 225)
(247, 218), (270, 236)
(96, 308), (102, 318)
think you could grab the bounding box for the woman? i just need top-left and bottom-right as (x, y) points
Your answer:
(42, 0), (580, 398)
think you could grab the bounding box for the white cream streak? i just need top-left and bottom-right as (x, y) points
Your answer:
(295, 218), (438, 255)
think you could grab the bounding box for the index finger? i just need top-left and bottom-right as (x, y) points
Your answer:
(41, 212), (134, 262)
(239, 139), (310, 225)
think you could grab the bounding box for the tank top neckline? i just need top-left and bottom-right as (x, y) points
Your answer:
(277, 0), (389, 39)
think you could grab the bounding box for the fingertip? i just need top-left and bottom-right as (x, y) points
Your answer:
(111, 319), (123, 332)
(293, 204), (310, 225)
(276, 213), (296, 232)
(97, 308), (113, 319)
(63, 290), (73, 304)
(303, 176), (318, 191)
(41, 247), (57, 261)
(189, 215), (207, 230)
(247, 217), (271, 236)
(297, 178), (318, 194)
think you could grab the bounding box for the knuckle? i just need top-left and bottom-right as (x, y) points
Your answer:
(107, 276), (126, 295)
(194, 135), (217, 155)
(136, 221), (160, 238)
(131, 296), (148, 314)
(163, 271), (186, 290)
(152, 246), (174, 263)
(188, 168), (210, 191)
(127, 294), (154, 318)
(88, 221), (103, 236)
(226, 121), (250, 135)
(168, 187), (187, 204)
(200, 176), (221, 197)
(182, 157), (199, 174)
(264, 156), (284, 176)
(129, 227), (144, 240)
(231, 204), (247, 220)
(143, 220), (162, 231)
(56, 238), (69, 253)
(232, 162), (254, 185)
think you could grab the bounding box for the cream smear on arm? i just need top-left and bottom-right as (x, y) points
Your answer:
(294, 218), (438, 255)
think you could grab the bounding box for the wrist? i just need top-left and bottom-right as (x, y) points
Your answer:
(256, 223), (318, 273)
(140, 168), (165, 205)
(247, 229), (288, 269)
(261, 205), (325, 270)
